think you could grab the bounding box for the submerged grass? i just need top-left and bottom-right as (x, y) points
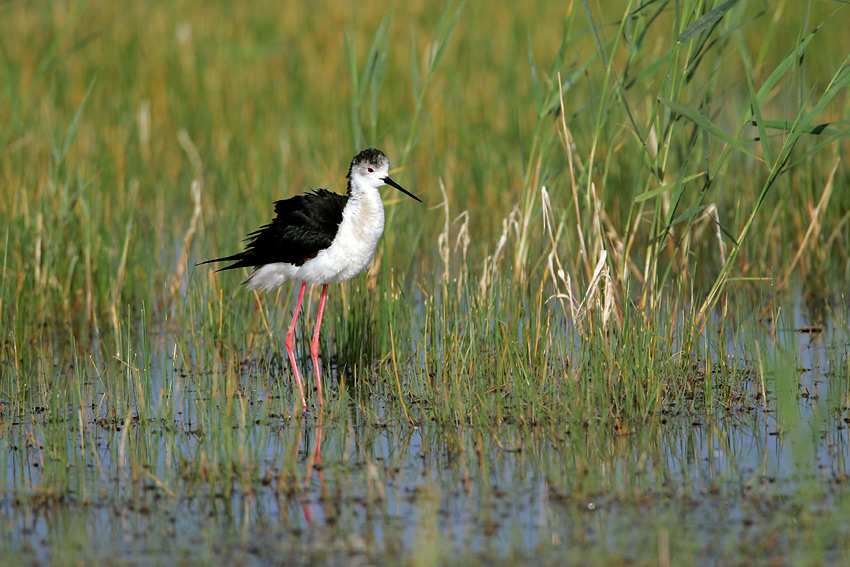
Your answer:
(2, 0), (850, 564)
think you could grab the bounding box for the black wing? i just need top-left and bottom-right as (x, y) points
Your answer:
(200, 189), (347, 270)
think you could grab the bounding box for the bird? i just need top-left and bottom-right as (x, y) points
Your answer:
(199, 148), (421, 411)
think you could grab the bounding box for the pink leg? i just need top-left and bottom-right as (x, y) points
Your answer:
(310, 284), (328, 406)
(285, 282), (308, 411)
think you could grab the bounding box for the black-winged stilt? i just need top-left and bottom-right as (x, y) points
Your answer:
(200, 148), (421, 410)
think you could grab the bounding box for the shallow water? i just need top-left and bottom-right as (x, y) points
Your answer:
(2, 306), (850, 565)
(5, 412), (849, 565)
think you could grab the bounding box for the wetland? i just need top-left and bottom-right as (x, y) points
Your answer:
(3, 1), (850, 565)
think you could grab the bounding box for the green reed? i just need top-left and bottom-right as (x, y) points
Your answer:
(0, 4), (849, 564)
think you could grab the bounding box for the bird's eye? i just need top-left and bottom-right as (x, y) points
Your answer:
(367, 167), (374, 173)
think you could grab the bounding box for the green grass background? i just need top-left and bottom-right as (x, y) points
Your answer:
(2, 1), (850, 563)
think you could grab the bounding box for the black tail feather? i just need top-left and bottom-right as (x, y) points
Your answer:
(196, 252), (255, 272)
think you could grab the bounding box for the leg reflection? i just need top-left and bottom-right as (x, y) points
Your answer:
(300, 407), (325, 526)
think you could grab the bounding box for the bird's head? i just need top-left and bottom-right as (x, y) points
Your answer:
(348, 148), (421, 202)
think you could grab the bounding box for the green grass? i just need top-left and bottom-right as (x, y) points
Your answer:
(2, 0), (850, 564)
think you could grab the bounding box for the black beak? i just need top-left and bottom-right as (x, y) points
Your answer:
(383, 176), (422, 203)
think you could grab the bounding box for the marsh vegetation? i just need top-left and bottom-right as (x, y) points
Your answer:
(2, 0), (850, 564)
